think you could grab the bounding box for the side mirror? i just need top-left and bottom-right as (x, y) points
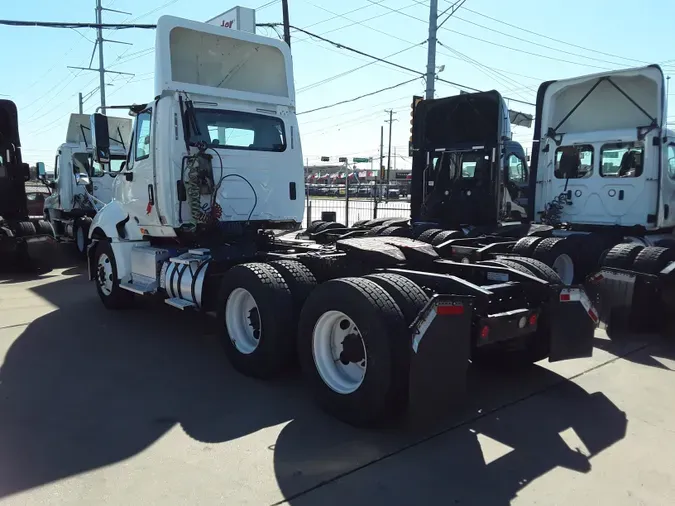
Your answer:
(90, 113), (111, 163)
(21, 162), (30, 181)
(36, 162), (46, 179)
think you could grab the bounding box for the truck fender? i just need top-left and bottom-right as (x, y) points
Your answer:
(88, 200), (143, 242)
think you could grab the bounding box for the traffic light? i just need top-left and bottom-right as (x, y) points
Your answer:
(409, 95), (423, 156)
(338, 157), (347, 163)
(320, 156), (330, 162)
(380, 165), (385, 181)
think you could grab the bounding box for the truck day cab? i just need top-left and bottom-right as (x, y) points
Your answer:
(86, 15), (597, 427)
(41, 114), (132, 255)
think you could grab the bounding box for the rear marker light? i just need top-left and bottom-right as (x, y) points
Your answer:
(437, 304), (464, 316)
(528, 314), (538, 326)
(518, 316), (527, 329)
(560, 293), (571, 301)
(480, 325), (490, 339)
(588, 308), (599, 323)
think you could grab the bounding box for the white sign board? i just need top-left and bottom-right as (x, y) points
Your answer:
(206, 6), (256, 33)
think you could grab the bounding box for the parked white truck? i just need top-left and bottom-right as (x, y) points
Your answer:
(40, 113), (132, 255)
(84, 15), (597, 427)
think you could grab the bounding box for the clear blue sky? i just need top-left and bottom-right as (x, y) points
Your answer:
(2, 0), (674, 170)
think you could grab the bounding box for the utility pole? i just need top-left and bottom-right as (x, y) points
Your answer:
(95, 0), (106, 110)
(68, 2), (133, 113)
(379, 126), (384, 181)
(78, 92), (83, 114)
(281, 0), (291, 47)
(385, 109), (397, 196)
(425, 0), (438, 100)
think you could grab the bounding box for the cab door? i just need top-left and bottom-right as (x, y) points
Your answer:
(660, 141), (675, 228)
(116, 108), (162, 227)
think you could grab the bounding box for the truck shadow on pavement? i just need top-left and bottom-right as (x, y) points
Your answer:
(0, 272), (302, 499)
(272, 367), (628, 506)
(0, 272), (629, 505)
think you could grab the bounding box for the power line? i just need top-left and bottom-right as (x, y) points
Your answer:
(265, 24), (532, 102)
(458, 6), (650, 67)
(363, 0), (614, 71)
(450, 12), (638, 68)
(297, 43), (424, 93)
(0, 20), (156, 29)
(298, 77), (421, 115)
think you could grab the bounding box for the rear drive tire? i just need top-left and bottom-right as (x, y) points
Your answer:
(93, 240), (135, 310)
(532, 237), (576, 285)
(417, 228), (443, 244)
(512, 236), (545, 256)
(601, 243), (644, 269)
(367, 225), (390, 236)
(411, 223), (438, 238)
(217, 263), (295, 379)
(631, 246), (675, 275)
(380, 226), (411, 237)
(505, 256), (563, 284)
(314, 221), (345, 233)
(305, 220), (325, 234)
(364, 273), (429, 325)
(298, 277), (409, 426)
(267, 260), (317, 324)
(14, 221), (36, 237)
(35, 219), (54, 236)
(431, 229), (463, 246)
(483, 259), (537, 277)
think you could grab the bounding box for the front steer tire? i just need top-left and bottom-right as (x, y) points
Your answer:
(93, 240), (135, 310)
(217, 263), (295, 379)
(297, 277), (409, 427)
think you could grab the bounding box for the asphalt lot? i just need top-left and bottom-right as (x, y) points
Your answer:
(1, 250), (674, 505)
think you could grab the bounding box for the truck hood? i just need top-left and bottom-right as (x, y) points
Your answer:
(535, 64), (665, 138)
(0, 99), (20, 147)
(413, 90), (508, 151)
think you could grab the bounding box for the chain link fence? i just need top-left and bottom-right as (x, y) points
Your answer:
(303, 196), (411, 228)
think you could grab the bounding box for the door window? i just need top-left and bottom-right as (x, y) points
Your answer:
(668, 144), (675, 180)
(600, 142), (644, 178)
(506, 153), (527, 183)
(134, 111), (152, 161)
(555, 145), (594, 179)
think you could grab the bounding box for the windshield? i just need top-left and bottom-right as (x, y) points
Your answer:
(192, 109), (286, 152)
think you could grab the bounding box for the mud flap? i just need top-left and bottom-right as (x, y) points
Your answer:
(407, 294), (474, 425)
(548, 287), (597, 362)
(585, 269), (663, 335)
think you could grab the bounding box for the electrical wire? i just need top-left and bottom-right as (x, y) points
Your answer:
(457, 5), (650, 67)
(298, 77), (421, 115)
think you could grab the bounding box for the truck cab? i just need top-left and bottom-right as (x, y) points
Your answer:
(42, 113), (131, 254)
(532, 65), (674, 232)
(87, 15), (304, 281)
(410, 90), (530, 230)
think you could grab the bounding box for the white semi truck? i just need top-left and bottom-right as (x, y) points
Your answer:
(40, 114), (132, 255)
(395, 65), (675, 334)
(85, 15), (597, 427)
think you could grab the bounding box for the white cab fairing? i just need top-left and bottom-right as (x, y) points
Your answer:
(534, 65), (669, 228)
(154, 16), (295, 107)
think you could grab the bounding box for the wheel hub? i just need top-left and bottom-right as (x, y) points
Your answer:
(339, 332), (365, 365)
(226, 288), (261, 355)
(312, 310), (367, 395)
